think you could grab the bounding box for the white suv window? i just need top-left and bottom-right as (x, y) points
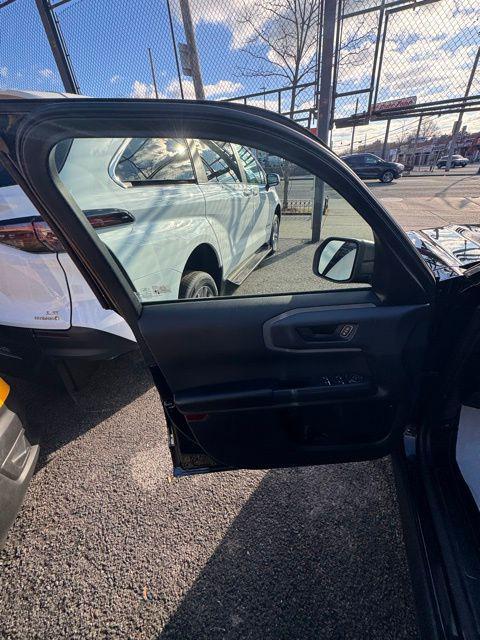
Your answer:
(194, 140), (241, 184)
(115, 138), (195, 184)
(236, 146), (265, 185)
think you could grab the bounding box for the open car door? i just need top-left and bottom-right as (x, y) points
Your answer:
(0, 99), (436, 475)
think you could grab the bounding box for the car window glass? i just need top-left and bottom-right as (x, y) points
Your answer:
(194, 140), (241, 184)
(235, 145), (265, 184)
(54, 138), (74, 173)
(0, 165), (16, 188)
(115, 138), (195, 184)
(52, 137), (374, 304)
(364, 155), (378, 164)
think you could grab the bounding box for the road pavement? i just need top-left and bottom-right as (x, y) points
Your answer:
(283, 166), (480, 231)
(0, 354), (418, 639)
(4, 169), (479, 639)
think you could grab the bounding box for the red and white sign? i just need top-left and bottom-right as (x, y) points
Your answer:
(373, 96), (417, 112)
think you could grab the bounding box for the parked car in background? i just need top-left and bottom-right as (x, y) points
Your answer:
(0, 91), (281, 388)
(0, 377), (38, 547)
(436, 154), (469, 168)
(341, 153), (404, 183)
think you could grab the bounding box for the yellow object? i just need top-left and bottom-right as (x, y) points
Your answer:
(0, 378), (10, 407)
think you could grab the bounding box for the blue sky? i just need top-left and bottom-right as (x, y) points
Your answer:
(0, 0), (479, 151)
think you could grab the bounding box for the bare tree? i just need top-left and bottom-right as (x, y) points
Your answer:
(238, 0), (321, 208)
(338, 16), (377, 68)
(420, 118), (440, 140)
(238, 0), (320, 117)
(394, 124), (414, 147)
(237, 0), (375, 208)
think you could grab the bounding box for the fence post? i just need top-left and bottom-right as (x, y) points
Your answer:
(311, 0), (337, 243)
(381, 118), (391, 160)
(34, 0), (79, 94)
(445, 46), (480, 172)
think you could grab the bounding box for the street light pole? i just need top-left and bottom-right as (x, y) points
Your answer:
(147, 47), (159, 99)
(312, 0), (338, 243)
(166, 0), (184, 99)
(178, 0), (205, 100)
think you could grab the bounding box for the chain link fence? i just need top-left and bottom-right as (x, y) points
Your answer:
(0, 0), (478, 127)
(0, 0), (64, 93)
(336, 0), (480, 120)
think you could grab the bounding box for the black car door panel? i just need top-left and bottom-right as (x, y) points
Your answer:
(139, 289), (430, 470)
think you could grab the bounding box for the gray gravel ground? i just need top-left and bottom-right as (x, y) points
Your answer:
(1, 352), (418, 639)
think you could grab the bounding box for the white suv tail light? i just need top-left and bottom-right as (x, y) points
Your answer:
(0, 209), (134, 253)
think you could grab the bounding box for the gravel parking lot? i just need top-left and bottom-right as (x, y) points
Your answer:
(0, 353), (418, 639)
(3, 170), (479, 639)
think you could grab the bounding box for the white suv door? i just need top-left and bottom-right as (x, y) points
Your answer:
(192, 139), (254, 275)
(234, 145), (272, 250)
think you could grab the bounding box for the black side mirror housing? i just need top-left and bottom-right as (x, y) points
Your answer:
(313, 237), (375, 284)
(266, 173), (280, 189)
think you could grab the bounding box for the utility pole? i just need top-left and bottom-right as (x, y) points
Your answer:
(445, 46), (480, 172)
(35, 0), (79, 93)
(178, 0), (205, 100)
(312, 0), (338, 243)
(147, 48), (159, 99)
(349, 98), (359, 154)
(381, 119), (391, 160)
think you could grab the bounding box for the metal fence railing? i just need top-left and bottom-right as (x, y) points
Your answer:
(0, 0), (479, 131)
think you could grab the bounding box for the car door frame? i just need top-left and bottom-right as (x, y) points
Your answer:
(0, 98), (437, 470)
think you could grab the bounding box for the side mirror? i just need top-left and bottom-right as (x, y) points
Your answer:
(266, 173), (280, 189)
(313, 237), (374, 284)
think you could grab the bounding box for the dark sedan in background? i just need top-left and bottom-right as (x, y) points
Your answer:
(342, 153), (404, 183)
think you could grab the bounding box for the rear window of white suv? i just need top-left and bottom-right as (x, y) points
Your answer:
(115, 138), (195, 185)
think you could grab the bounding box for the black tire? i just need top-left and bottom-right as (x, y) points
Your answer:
(269, 213), (280, 254)
(380, 170), (394, 183)
(179, 270), (218, 299)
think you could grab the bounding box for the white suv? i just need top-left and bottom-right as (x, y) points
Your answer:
(0, 94), (281, 386)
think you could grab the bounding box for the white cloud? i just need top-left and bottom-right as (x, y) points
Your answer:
(0, 67), (7, 78)
(205, 79), (243, 97)
(177, 0), (262, 50)
(165, 78), (243, 99)
(165, 79), (194, 99)
(330, 0), (480, 147)
(39, 68), (55, 80)
(130, 80), (159, 98)
(110, 74), (121, 84)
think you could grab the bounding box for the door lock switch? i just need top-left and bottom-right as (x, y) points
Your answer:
(338, 324), (356, 339)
